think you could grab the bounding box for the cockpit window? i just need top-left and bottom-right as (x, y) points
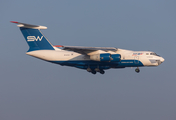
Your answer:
(150, 52), (160, 56)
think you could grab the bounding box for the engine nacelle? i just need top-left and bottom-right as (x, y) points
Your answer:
(90, 53), (121, 62)
(111, 54), (121, 62)
(90, 53), (111, 62)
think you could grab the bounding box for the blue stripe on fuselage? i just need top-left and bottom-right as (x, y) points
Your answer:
(49, 60), (144, 69)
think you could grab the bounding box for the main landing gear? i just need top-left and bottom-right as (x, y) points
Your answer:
(135, 67), (140, 73)
(87, 68), (105, 74)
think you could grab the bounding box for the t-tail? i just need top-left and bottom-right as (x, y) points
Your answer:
(11, 21), (54, 52)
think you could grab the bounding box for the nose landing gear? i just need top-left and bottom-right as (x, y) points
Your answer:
(135, 67), (140, 73)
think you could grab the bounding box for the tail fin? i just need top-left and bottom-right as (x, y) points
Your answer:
(11, 21), (54, 51)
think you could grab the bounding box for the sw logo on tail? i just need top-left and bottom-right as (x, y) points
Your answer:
(27, 36), (43, 41)
(11, 21), (165, 74)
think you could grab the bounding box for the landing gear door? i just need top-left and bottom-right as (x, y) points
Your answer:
(134, 56), (139, 64)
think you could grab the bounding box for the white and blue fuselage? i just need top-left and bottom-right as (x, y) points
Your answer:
(26, 48), (164, 72)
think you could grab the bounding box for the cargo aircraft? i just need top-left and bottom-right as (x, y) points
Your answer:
(11, 21), (164, 74)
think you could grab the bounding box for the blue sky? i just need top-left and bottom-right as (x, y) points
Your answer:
(0, 0), (176, 120)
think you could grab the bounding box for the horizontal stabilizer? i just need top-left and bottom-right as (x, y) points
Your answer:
(10, 21), (47, 29)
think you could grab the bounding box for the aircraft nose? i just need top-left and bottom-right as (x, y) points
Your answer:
(156, 57), (165, 65)
(160, 57), (165, 63)
(157, 57), (165, 65)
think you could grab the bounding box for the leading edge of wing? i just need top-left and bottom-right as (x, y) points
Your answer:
(54, 45), (118, 54)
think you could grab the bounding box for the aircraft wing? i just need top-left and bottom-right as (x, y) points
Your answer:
(54, 45), (118, 54)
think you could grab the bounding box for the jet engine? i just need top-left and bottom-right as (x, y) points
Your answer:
(90, 53), (121, 62)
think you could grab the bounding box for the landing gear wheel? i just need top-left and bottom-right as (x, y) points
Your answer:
(91, 71), (96, 74)
(100, 70), (105, 74)
(135, 68), (140, 73)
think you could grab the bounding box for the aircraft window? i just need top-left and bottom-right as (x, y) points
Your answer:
(150, 53), (160, 56)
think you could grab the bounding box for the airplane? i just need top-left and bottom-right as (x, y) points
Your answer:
(11, 21), (165, 74)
